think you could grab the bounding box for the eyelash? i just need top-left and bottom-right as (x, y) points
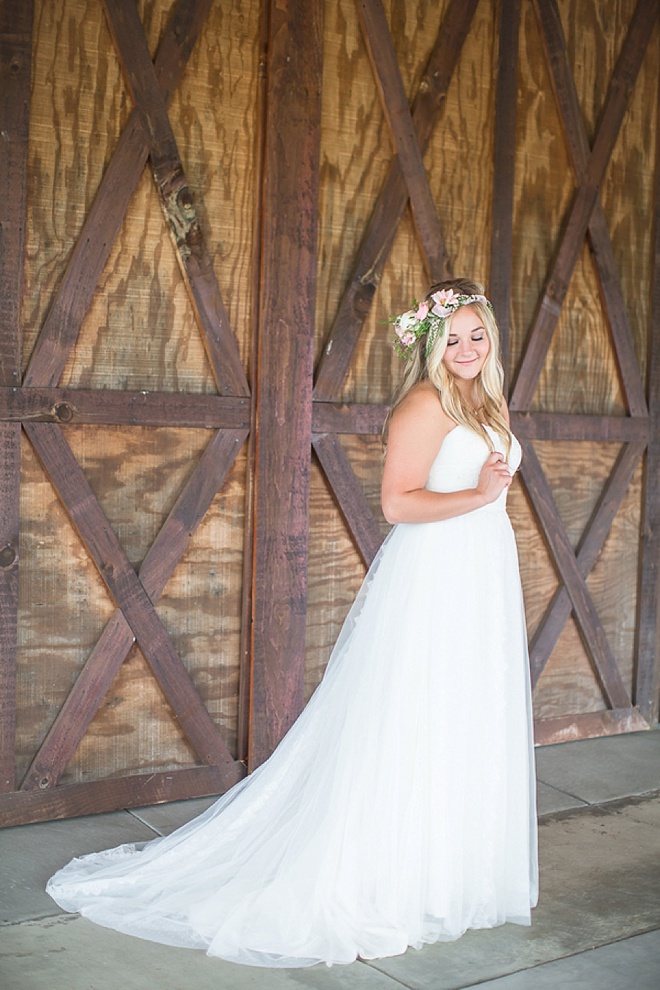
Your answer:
(447, 334), (485, 347)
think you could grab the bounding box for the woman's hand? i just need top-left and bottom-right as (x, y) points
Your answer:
(477, 451), (512, 504)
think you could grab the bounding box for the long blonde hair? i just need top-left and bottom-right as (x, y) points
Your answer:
(386, 278), (511, 455)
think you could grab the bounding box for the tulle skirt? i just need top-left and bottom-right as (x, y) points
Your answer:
(47, 504), (538, 967)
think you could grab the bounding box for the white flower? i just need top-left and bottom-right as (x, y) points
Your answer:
(395, 310), (419, 336)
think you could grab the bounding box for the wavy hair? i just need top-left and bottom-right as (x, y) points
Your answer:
(385, 278), (511, 456)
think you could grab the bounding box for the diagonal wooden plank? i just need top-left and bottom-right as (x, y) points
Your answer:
(24, 422), (237, 770)
(529, 441), (645, 688)
(356, 0), (447, 281)
(312, 434), (384, 568)
(24, 0), (212, 389)
(0, 0), (33, 792)
(489, 0), (522, 373)
(532, 0), (647, 417)
(101, 0), (249, 398)
(510, 0), (658, 412)
(313, 0), (479, 401)
(21, 427), (247, 790)
(520, 441), (631, 709)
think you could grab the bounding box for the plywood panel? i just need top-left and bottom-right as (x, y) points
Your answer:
(306, 435), (388, 699)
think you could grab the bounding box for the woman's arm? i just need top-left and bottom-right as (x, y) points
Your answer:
(381, 385), (513, 524)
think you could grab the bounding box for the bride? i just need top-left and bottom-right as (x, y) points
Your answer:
(47, 278), (538, 967)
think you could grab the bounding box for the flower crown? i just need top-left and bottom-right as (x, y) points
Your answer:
(392, 288), (492, 360)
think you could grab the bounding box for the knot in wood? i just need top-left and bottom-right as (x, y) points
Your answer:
(54, 402), (74, 422)
(0, 545), (16, 568)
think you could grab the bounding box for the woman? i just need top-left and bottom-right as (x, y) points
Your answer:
(47, 278), (538, 968)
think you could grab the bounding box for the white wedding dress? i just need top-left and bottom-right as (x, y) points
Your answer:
(47, 424), (538, 967)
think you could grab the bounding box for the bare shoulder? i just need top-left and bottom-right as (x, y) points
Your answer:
(499, 395), (510, 425)
(386, 382), (454, 458)
(392, 382), (448, 427)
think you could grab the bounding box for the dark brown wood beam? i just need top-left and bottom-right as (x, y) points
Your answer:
(532, 0), (647, 418)
(635, 66), (660, 722)
(511, 0), (658, 412)
(534, 708), (648, 747)
(530, 441), (645, 687)
(489, 0), (522, 373)
(0, 763), (246, 828)
(24, 0), (211, 389)
(249, 0), (323, 768)
(0, 0), (33, 792)
(312, 434), (384, 568)
(520, 441), (631, 710)
(0, 386), (251, 429)
(510, 412), (649, 442)
(20, 428), (247, 790)
(356, 0), (447, 281)
(313, 0), (479, 401)
(312, 401), (389, 436)
(24, 422), (239, 771)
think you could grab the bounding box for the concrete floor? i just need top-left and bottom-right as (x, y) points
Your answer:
(1, 730), (659, 989)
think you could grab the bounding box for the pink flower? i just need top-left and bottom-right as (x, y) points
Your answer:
(400, 331), (416, 345)
(415, 301), (429, 320)
(430, 288), (458, 316)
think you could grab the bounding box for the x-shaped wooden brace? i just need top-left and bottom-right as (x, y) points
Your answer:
(513, 0), (656, 707)
(20, 0), (249, 790)
(311, 0), (479, 568)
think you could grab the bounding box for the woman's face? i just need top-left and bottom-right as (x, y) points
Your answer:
(441, 305), (490, 383)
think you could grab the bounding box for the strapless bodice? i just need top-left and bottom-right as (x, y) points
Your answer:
(425, 425), (521, 502)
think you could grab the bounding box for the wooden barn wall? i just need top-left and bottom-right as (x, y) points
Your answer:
(0, 0), (658, 825)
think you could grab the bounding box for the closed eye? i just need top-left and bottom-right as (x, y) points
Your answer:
(446, 334), (485, 346)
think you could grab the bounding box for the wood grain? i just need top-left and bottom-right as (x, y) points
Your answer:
(249, 0), (323, 768)
(0, 0), (33, 792)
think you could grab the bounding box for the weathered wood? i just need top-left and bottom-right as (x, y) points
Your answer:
(511, 0), (658, 412)
(510, 412), (649, 442)
(0, 763), (246, 828)
(529, 441), (645, 687)
(356, 0), (447, 281)
(635, 69), (660, 722)
(520, 441), (631, 709)
(250, 0), (323, 768)
(0, 425), (20, 793)
(312, 433), (384, 568)
(101, 0), (249, 397)
(24, 0), (211, 389)
(237, 7), (269, 764)
(24, 422), (239, 770)
(534, 708), (649, 747)
(0, 386), (250, 429)
(21, 427), (247, 789)
(532, 0), (647, 418)
(489, 0), (521, 372)
(0, 0), (32, 792)
(313, 0), (479, 401)
(312, 401), (388, 436)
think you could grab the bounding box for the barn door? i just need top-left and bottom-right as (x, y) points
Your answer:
(1, 0), (659, 828)
(1, 0), (261, 825)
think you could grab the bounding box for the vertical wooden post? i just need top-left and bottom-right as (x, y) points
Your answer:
(635, 66), (660, 723)
(249, 0), (323, 767)
(489, 0), (521, 375)
(0, 0), (32, 791)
